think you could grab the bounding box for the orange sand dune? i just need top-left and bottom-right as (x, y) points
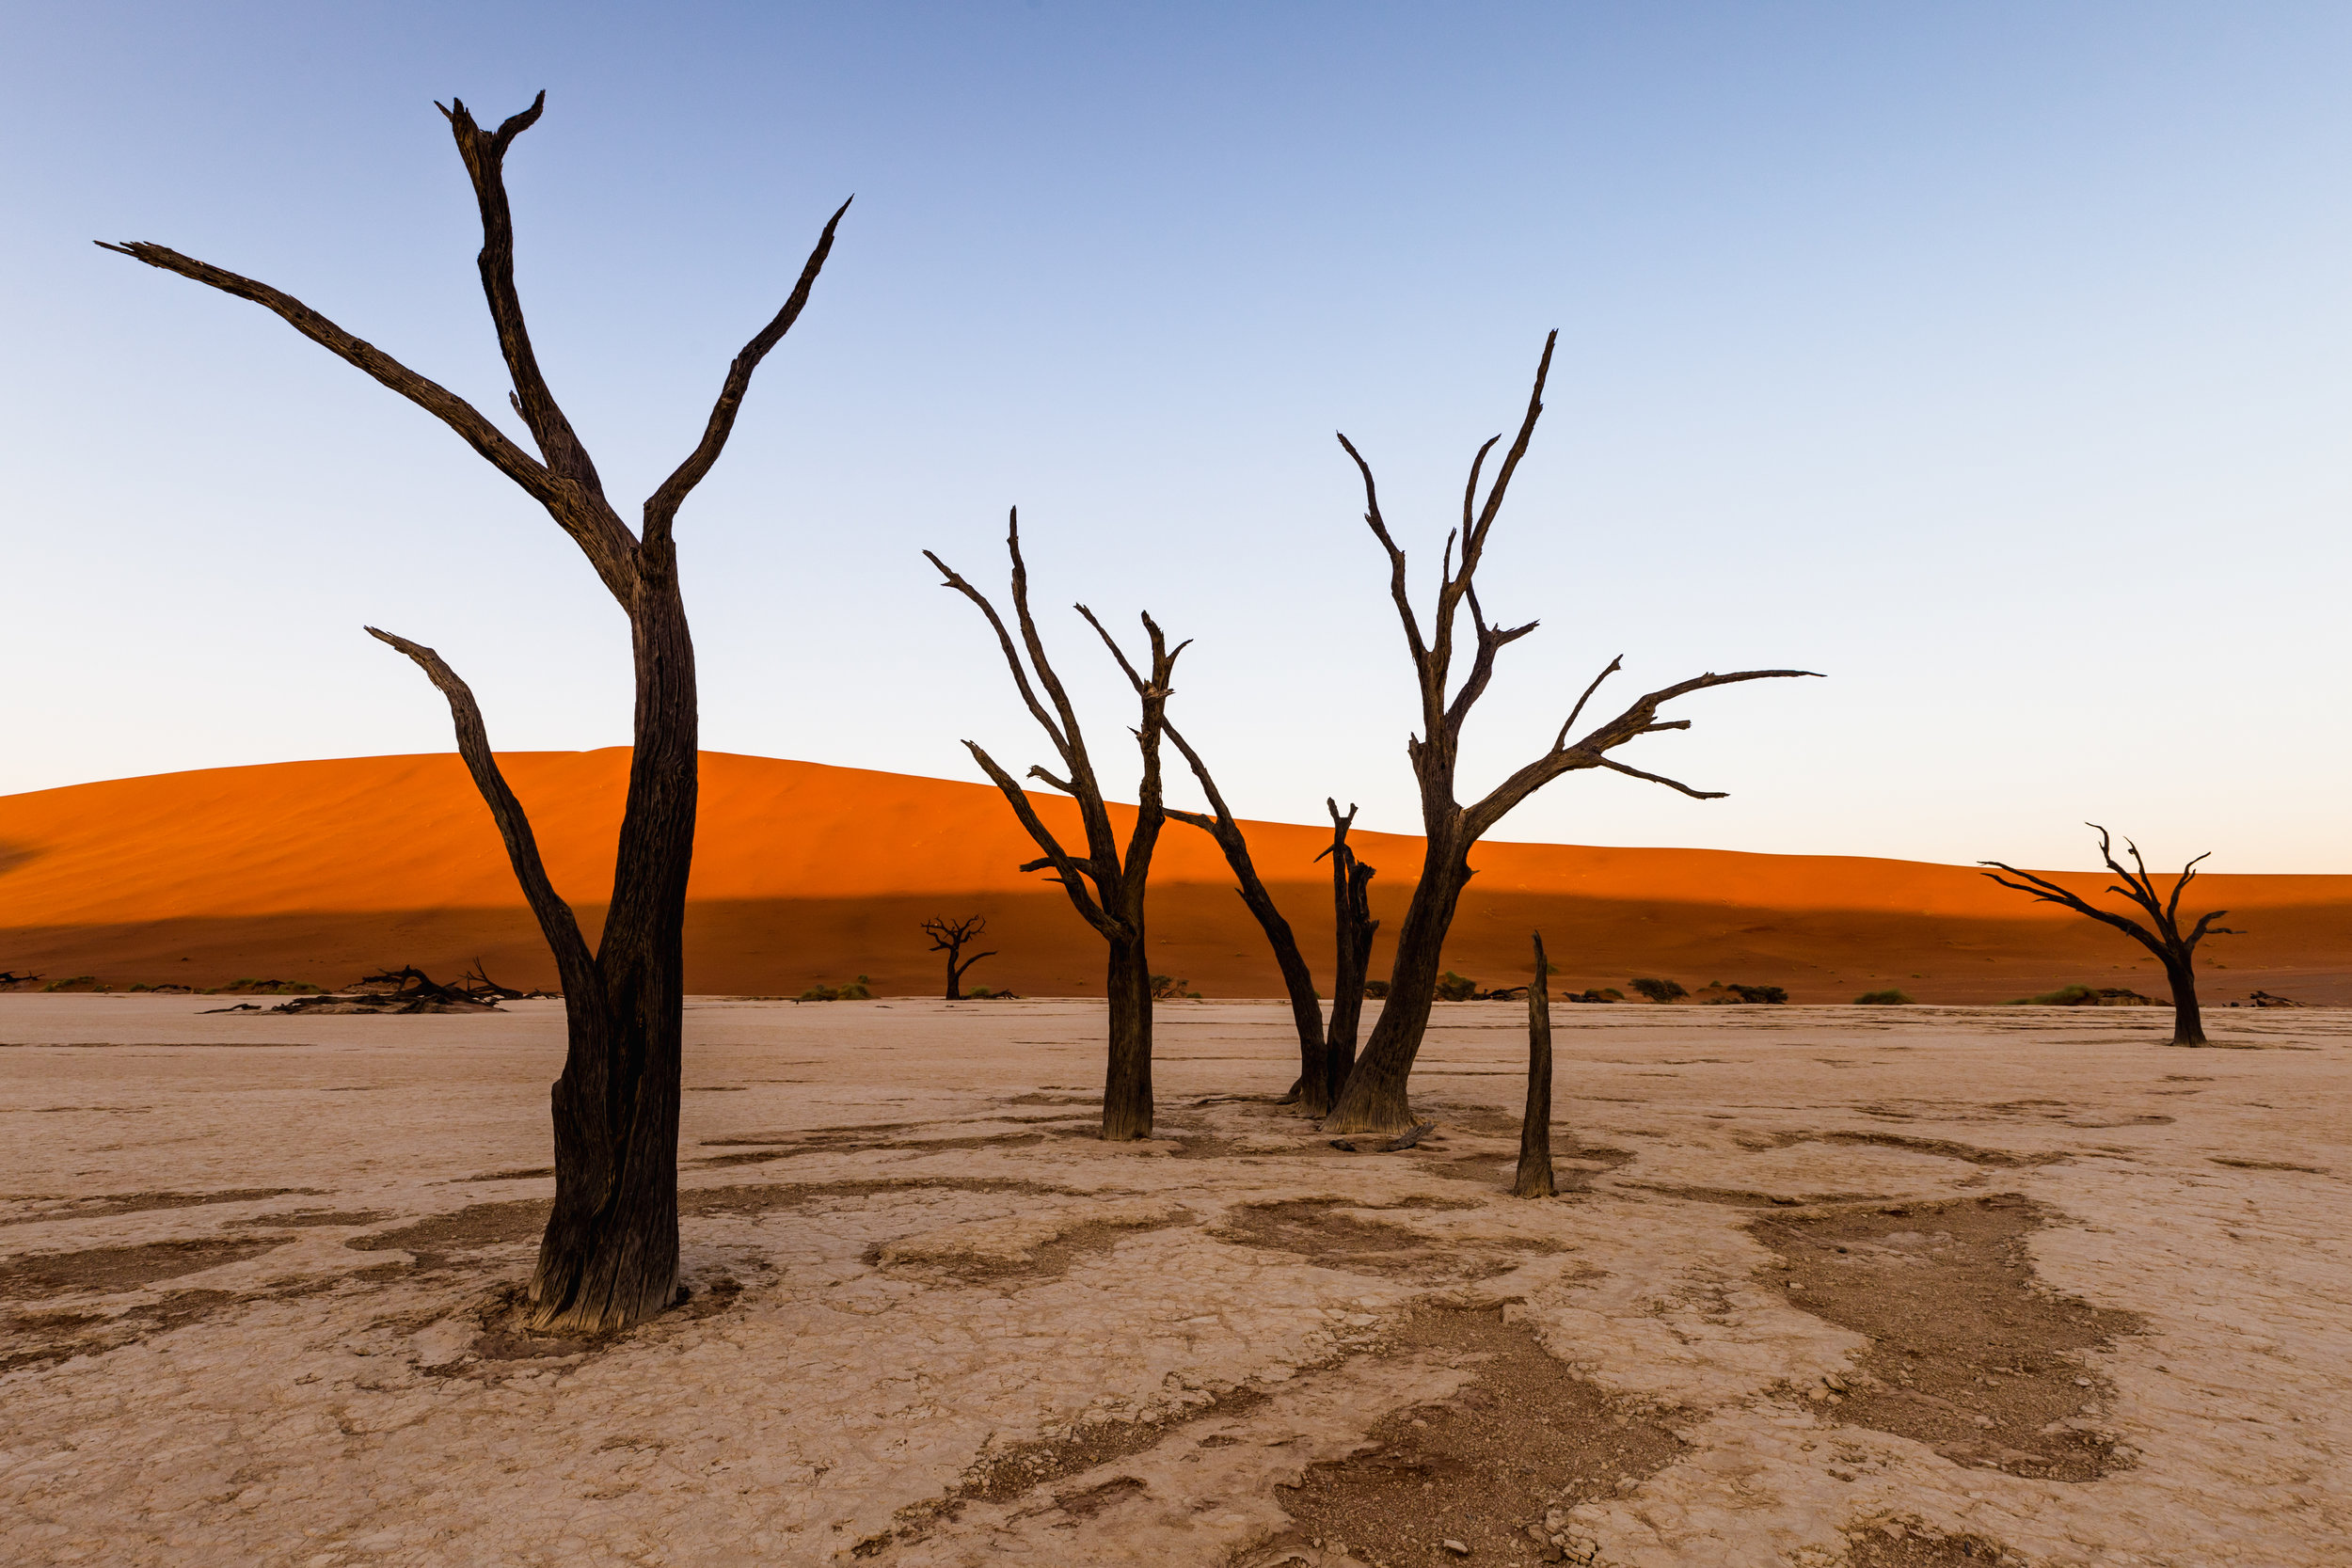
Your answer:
(2, 751), (2345, 1003)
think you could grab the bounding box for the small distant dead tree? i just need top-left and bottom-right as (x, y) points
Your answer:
(926, 514), (1186, 1140)
(922, 915), (998, 1000)
(1980, 825), (2238, 1046)
(1161, 725), (1325, 1103)
(1514, 931), (1554, 1198)
(103, 94), (847, 1329)
(1323, 331), (1817, 1134)
(1312, 800), (1380, 1117)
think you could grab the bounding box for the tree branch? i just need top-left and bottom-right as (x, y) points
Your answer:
(644, 196), (851, 548)
(964, 740), (1119, 937)
(364, 626), (598, 992)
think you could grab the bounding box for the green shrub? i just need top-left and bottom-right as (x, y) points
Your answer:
(1566, 987), (1624, 1005)
(799, 974), (875, 1002)
(1728, 984), (1788, 1005)
(2009, 983), (2098, 1006)
(1362, 979), (1391, 1000)
(1855, 989), (1915, 1006)
(42, 975), (99, 992)
(1629, 976), (1686, 1004)
(1434, 972), (1477, 1002)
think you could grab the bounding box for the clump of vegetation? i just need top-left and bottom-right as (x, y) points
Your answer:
(2010, 983), (2098, 1006)
(208, 978), (326, 996)
(961, 986), (1021, 1001)
(1565, 987), (1624, 1005)
(798, 974), (874, 1002)
(1693, 981), (1789, 1005)
(41, 975), (101, 992)
(1150, 974), (1202, 1001)
(1629, 976), (1687, 1004)
(1362, 979), (1391, 1000)
(1855, 989), (1915, 1006)
(1434, 971), (1478, 1003)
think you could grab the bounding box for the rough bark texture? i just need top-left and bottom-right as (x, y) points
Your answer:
(1314, 800), (1380, 1118)
(103, 94), (846, 1330)
(1980, 826), (2236, 1047)
(926, 519), (1185, 1139)
(1514, 931), (1556, 1197)
(1164, 726), (1323, 1100)
(1322, 332), (1817, 1134)
(921, 916), (997, 1000)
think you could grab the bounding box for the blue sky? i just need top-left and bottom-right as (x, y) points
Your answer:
(4, 2), (2346, 871)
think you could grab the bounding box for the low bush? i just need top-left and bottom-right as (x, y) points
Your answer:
(1362, 979), (1391, 1000)
(1435, 971), (1478, 1003)
(799, 974), (875, 1002)
(1629, 976), (1686, 1004)
(2008, 983), (2099, 1006)
(1854, 989), (1915, 1006)
(1565, 987), (1624, 1005)
(42, 975), (100, 992)
(1692, 981), (1789, 1005)
(1150, 974), (1202, 1000)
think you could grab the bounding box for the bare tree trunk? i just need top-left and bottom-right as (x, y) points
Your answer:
(2167, 961), (2207, 1046)
(1313, 800), (1378, 1117)
(1317, 335), (1813, 1135)
(1328, 836), (1472, 1133)
(106, 93), (847, 1330)
(1514, 931), (1555, 1197)
(1104, 931), (1155, 1138)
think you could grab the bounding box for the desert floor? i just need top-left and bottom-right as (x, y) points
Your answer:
(1, 997), (2344, 1568)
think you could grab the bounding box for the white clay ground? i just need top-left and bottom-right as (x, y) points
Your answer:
(1, 995), (2344, 1567)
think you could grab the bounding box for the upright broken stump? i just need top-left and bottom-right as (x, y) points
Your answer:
(1514, 931), (1555, 1198)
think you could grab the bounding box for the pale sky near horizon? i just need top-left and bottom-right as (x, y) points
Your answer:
(3, 2), (2346, 873)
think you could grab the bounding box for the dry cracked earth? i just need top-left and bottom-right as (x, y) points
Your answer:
(1, 995), (2344, 1567)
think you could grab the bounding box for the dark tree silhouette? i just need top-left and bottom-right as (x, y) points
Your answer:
(1514, 931), (1555, 1198)
(1312, 800), (1380, 1117)
(922, 915), (998, 1000)
(102, 94), (847, 1330)
(1162, 725), (1324, 1102)
(926, 514), (1186, 1139)
(1980, 826), (2238, 1046)
(1324, 331), (1817, 1134)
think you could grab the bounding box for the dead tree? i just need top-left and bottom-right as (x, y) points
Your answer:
(1313, 800), (1380, 1117)
(926, 514), (1185, 1139)
(1980, 826), (2237, 1046)
(103, 95), (847, 1330)
(1162, 724), (1325, 1103)
(1514, 931), (1555, 1197)
(1323, 332), (1817, 1134)
(922, 915), (998, 1000)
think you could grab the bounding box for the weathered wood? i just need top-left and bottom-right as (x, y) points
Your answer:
(1514, 931), (1556, 1197)
(1322, 333), (1816, 1134)
(1314, 800), (1379, 1117)
(926, 518), (1185, 1139)
(1981, 827), (2237, 1046)
(104, 94), (847, 1331)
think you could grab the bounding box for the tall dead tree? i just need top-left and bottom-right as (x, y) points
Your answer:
(1980, 826), (2237, 1046)
(1162, 725), (1325, 1101)
(922, 915), (998, 1000)
(1313, 800), (1379, 1117)
(926, 515), (1185, 1139)
(1514, 931), (1555, 1197)
(103, 95), (846, 1330)
(1323, 332), (1817, 1135)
